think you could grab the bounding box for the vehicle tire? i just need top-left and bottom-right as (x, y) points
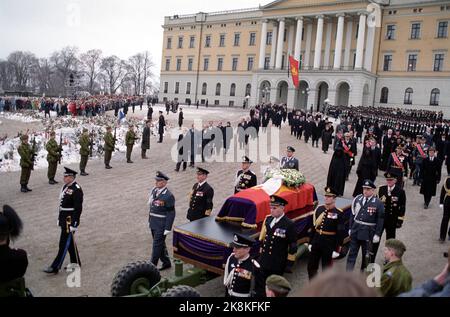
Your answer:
(111, 261), (161, 297)
(161, 285), (201, 298)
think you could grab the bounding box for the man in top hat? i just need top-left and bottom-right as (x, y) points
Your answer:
(18, 134), (34, 193)
(372, 172), (407, 262)
(44, 167), (83, 274)
(421, 147), (442, 209)
(307, 186), (346, 280)
(380, 239), (412, 297)
(280, 146), (299, 171)
(158, 111), (166, 143)
(46, 131), (62, 185)
(187, 168), (214, 222)
(148, 171), (176, 271)
(104, 126), (115, 169)
(346, 180), (385, 272)
(235, 156), (257, 194)
(224, 233), (257, 298)
(78, 128), (90, 176)
(254, 195), (298, 297)
(265, 275), (292, 297)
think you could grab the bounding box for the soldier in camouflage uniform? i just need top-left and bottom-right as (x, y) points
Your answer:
(46, 131), (62, 185)
(104, 126), (115, 169)
(79, 128), (90, 176)
(126, 125), (138, 164)
(18, 134), (33, 193)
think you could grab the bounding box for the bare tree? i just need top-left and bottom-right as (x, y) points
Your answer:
(80, 49), (102, 94)
(142, 51), (155, 95)
(6, 51), (37, 91)
(33, 58), (55, 95)
(50, 46), (79, 95)
(100, 55), (128, 94)
(0, 60), (15, 91)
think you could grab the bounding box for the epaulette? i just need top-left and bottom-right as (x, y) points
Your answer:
(337, 208), (344, 213)
(75, 184), (80, 189)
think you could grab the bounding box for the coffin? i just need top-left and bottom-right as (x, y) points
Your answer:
(173, 190), (353, 275)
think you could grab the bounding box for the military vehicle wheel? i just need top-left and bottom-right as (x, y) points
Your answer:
(111, 261), (161, 297)
(161, 285), (201, 298)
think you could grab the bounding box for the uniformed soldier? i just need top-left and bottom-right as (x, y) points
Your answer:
(307, 186), (346, 280)
(224, 233), (257, 298)
(372, 172), (407, 262)
(18, 134), (33, 193)
(46, 131), (62, 185)
(44, 167), (83, 274)
(187, 168), (214, 222)
(79, 128), (90, 176)
(387, 144), (408, 188)
(126, 125), (138, 163)
(265, 275), (292, 297)
(148, 171), (175, 271)
(380, 239), (412, 297)
(439, 176), (450, 243)
(280, 146), (299, 171)
(254, 195), (298, 298)
(235, 156), (257, 194)
(104, 126), (115, 169)
(346, 180), (385, 272)
(0, 205), (28, 284)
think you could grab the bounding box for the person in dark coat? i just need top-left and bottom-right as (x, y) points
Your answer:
(381, 130), (396, 171)
(0, 205), (28, 284)
(421, 147), (442, 209)
(353, 145), (378, 197)
(321, 123), (333, 154)
(147, 105), (153, 121)
(304, 117), (313, 144)
(439, 176), (450, 242)
(141, 120), (151, 159)
(158, 111), (165, 143)
(327, 146), (348, 197)
(224, 122), (233, 153)
(178, 108), (184, 129)
(187, 168), (214, 221)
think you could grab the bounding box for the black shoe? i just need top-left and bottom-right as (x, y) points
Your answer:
(21, 186), (27, 193)
(43, 267), (59, 274)
(439, 238), (445, 244)
(158, 264), (172, 271)
(81, 172), (89, 176)
(127, 160), (134, 164)
(49, 180), (56, 185)
(106, 166), (112, 169)
(53, 180), (59, 184)
(25, 186), (32, 192)
(424, 204), (429, 209)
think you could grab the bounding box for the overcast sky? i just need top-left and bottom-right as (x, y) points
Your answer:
(0, 0), (265, 74)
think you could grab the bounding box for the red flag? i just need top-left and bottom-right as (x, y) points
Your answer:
(289, 55), (300, 88)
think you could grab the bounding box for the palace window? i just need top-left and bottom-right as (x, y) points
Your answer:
(411, 23), (421, 39)
(186, 82), (191, 94)
(189, 36), (195, 48)
(230, 83), (236, 97)
(383, 55), (392, 71)
(437, 21), (448, 38)
(215, 83), (221, 96)
(386, 25), (396, 40)
(202, 83), (207, 95)
(404, 88), (413, 105)
(167, 37), (172, 49)
(247, 57), (254, 71)
(188, 58), (193, 71)
(220, 35), (226, 47)
(232, 58), (239, 71)
(380, 87), (389, 104)
(407, 54), (417, 71)
(434, 53), (444, 72)
(176, 58), (182, 71)
(234, 33), (241, 46)
(249, 33), (256, 46)
(217, 58), (224, 71)
(430, 89), (440, 106)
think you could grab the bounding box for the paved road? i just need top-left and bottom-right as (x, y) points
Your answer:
(1, 106), (448, 297)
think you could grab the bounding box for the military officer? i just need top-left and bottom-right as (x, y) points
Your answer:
(46, 131), (62, 184)
(187, 168), (214, 222)
(280, 146), (299, 171)
(148, 171), (176, 271)
(371, 172), (407, 262)
(224, 233), (257, 298)
(78, 128), (90, 176)
(254, 195), (298, 298)
(18, 134), (33, 193)
(380, 239), (412, 297)
(126, 125), (138, 163)
(346, 180), (385, 272)
(307, 187), (346, 280)
(104, 126), (115, 169)
(44, 167), (83, 274)
(235, 156), (257, 194)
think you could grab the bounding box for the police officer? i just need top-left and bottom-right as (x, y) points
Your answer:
(79, 128), (90, 176)
(372, 172), (407, 262)
(224, 233), (256, 298)
(380, 239), (412, 297)
(104, 126), (115, 169)
(44, 167), (83, 274)
(346, 180), (385, 272)
(148, 171), (175, 271)
(46, 131), (62, 184)
(187, 168), (214, 222)
(126, 125), (138, 163)
(280, 146), (299, 171)
(254, 195), (298, 298)
(307, 187), (346, 280)
(235, 156), (257, 194)
(18, 134), (33, 193)
(0, 205), (28, 284)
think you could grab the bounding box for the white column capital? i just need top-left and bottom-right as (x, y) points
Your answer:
(336, 13), (345, 18)
(278, 18), (285, 22)
(261, 19), (269, 23)
(316, 15), (325, 20)
(296, 16), (304, 21)
(357, 11), (368, 16)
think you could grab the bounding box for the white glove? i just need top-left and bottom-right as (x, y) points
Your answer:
(308, 244), (312, 252)
(348, 230), (352, 236)
(164, 230), (171, 236)
(69, 226), (78, 233)
(373, 235), (380, 244)
(332, 251), (340, 259)
(440, 204), (444, 209)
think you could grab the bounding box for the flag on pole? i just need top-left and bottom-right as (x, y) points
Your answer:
(289, 55), (300, 89)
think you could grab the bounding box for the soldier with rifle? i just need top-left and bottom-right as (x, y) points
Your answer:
(18, 134), (34, 193)
(79, 128), (90, 176)
(126, 125), (139, 163)
(104, 126), (116, 169)
(46, 131), (63, 185)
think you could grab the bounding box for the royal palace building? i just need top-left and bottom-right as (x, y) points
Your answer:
(159, 0), (450, 113)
